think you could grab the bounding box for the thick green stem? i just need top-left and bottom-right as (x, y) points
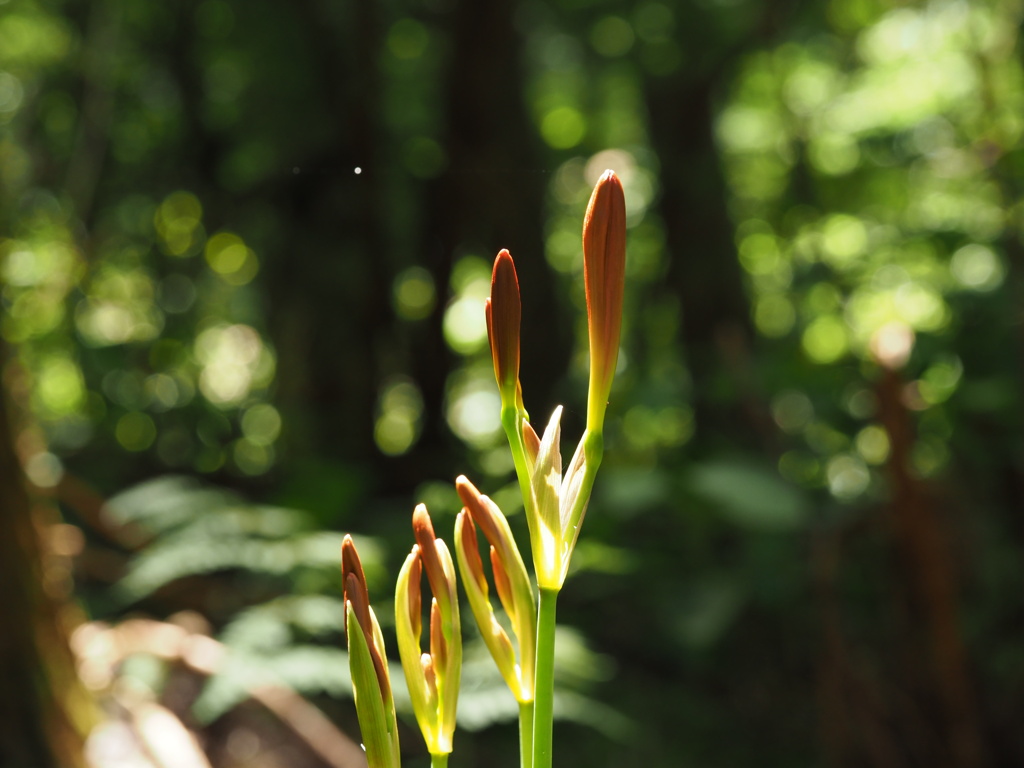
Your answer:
(430, 753), (449, 768)
(532, 587), (559, 768)
(519, 700), (534, 768)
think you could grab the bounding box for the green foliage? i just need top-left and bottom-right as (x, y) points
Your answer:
(107, 477), (367, 604)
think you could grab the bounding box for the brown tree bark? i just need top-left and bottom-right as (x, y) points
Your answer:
(876, 368), (987, 768)
(0, 355), (91, 768)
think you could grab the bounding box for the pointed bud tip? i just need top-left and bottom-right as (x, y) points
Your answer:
(455, 475), (479, 506)
(412, 503), (434, 536)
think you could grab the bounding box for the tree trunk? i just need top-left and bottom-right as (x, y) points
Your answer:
(0, 353), (90, 768)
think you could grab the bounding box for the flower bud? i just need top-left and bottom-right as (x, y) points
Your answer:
(486, 249), (522, 408)
(396, 505), (461, 757)
(454, 476), (536, 701)
(341, 536), (400, 768)
(583, 170), (626, 433)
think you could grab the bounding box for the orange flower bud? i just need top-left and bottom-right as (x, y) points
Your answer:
(341, 535), (400, 768)
(486, 249), (522, 407)
(413, 505), (453, 619)
(582, 170), (626, 432)
(396, 505), (461, 756)
(453, 477), (536, 702)
(342, 535), (390, 701)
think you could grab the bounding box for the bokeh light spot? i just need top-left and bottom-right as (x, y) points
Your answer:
(820, 215), (867, 269)
(827, 454), (870, 500)
(205, 232), (259, 285)
(802, 315), (848, 364)
(855, 425), (890, 465)
(444, 296), (488, 354)
(195, 324), (270, 406)
(541, 107), (586, 150)
(809, 133), (860, 175)
(375, 379), (423, 456)
(234, 438), (273, 475)
(154, 192), (203, 257)
(242, 403), (282, 446)
(25, 451), (64, 488)
(950, 244), (1003, 291)
(393, 266), (437, 320)
(116, 411), (157, 452)
(447, 374), (501, 448)
(36, 356), (86, 417)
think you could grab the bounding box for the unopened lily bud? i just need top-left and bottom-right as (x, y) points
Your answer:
(342, 536), (390, 705)
(341, 536), (400, 768)
(486, 249), (522, 408)
(583, 170), (626, 433)
(396, 505), (461, 757)
(454, 476), (536, 701)
(413, 505), (455, 619)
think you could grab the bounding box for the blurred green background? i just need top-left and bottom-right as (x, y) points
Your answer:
(2, 0), (1022, 765)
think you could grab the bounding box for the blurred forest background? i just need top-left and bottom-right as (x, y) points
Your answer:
(2, 0), (1023, 766)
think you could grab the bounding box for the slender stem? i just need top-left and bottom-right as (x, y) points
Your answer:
(501, 405), (533, 515)
(519, 700), (534, 768)
(430, 753), (449, 768)
(532, 587), (559, 768)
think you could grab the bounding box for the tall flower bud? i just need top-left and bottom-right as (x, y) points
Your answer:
(486, 249), (523, 410)
(582, 170), (626, 433)
(454, 476), (536, 702)
(395, 505), (462, 758)
(342, 536), (400, 768)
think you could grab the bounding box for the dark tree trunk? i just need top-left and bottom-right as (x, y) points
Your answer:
(0, 354), (89, 768)
(411, 0), (564, 457)
(645, 74), (760, 451)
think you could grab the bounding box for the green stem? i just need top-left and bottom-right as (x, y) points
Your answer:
(430, 753), (449, 768)
(519, 700), (534, 768)
(532, 587), (559, 768)
(501, 405), (533, 515)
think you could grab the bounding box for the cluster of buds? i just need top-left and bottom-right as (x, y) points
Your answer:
(342, 169), (626, 767)
(345, 509), (463, 767)
(488, 170), (626, 590)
